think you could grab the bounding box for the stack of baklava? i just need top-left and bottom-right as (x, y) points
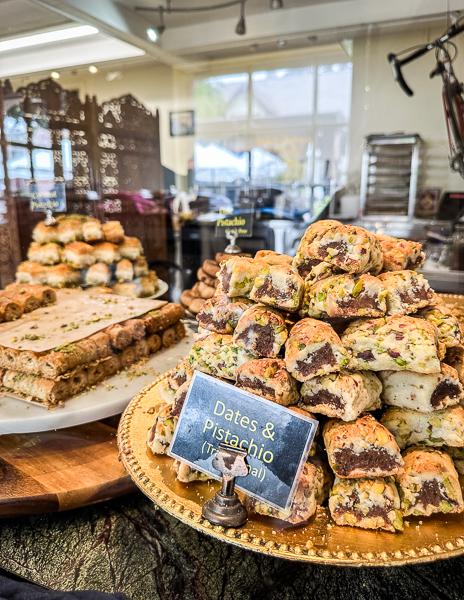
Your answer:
(0, 303), (185, 408)
(16, 215), (159, 297)
(147, 220), (464, 532)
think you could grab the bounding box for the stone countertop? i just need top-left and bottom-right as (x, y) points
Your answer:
(0, 492), (463, 600)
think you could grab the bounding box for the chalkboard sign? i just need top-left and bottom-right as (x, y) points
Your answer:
(27, 180), (66, 213)
(169, 372), (318, 511)
(215, 212), (253, 238)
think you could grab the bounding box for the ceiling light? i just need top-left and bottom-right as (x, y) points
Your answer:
(235, 1), (246, 36)
(0, 25), (98, 54)
(88, 64), (98, 74)
(50, 71), (60, 80)
(270, 0), (284, 8)
(276, 39), (287, 48)
(146, 27), (159, 42)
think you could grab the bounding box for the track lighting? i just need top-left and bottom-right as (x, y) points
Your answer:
(235, 1), (246, 35)
(270, 0), (283, 9)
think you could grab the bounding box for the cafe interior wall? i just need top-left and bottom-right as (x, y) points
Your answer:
(10, 18), (464, 196)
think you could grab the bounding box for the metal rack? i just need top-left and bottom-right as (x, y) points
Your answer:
(360, 133), (422, 217)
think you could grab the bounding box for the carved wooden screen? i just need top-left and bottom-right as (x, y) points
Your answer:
(97, 94), (162, 194)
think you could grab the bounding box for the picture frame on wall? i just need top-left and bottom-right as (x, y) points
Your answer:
(169, 110), (195, 137)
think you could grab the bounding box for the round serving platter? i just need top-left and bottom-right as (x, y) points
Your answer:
(118, 371), (464, 567)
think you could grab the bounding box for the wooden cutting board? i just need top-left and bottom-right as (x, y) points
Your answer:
(0, 419), (134, 516)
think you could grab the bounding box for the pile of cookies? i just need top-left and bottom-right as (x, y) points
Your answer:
(15, 215), (159, 297)
(147, 220), (464, 532)
(180, 252), (249, 315)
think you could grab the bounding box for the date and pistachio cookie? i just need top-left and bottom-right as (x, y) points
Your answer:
(236, 358), (299, 406)
(196, 294), (252, 334)
(329, 477), (403, 532)
(147, 403), (178, 455)
(249, 264), (304, 312)
(299, 371), (382, 421)
(245, 459), (327, 525)
(285, 318), (348, 382)
(379, 364), (464, 412)
(377, 234), (425, 272)
(217, 257), (265, 298)
(341, 315), (441, 374)
(172, 460), (211, 483)
(254, 250), (292, 267)
(418, 304), (463, 351)
(377, 270), (433, 315)
(445, 346), (464, 384)
(188, 333), (256, 380)
(397, 447), (464, 517)
(293, 220), (383, 275)
(301, 273), (386, 319)
(381, 405), (464, 449)
(323, 415), (404, 479)
(302, 260), (340, 285)
(233, 304), (288, 358)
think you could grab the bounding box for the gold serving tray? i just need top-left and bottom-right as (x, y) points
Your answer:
(118, 370), (464, 567)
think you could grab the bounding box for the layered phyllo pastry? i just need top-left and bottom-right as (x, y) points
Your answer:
(381, 405), (464, 449)
(302, 273), (386, 319)
(285, 318), (348, 381)
(300, 371), (382, 421)
(32, 221), (59, 244)
(236, 358), (299, 406)
(56, 217), (84, 244)
(62, 241), (95, 269)
(85, 262), (111, 286)
(82, 218), (103, 242)
(379, 364), (464, 412)
(341, 315), (441, 373)
(115, 259), (134, 282)
(102, 220), (125, 244)
(16, 261), (47, 285)
(119, 236), (143, 260)
(27, 242), (61, 265)
(377, 270), (433, 315)
(45, 264), (81, 288)
(397, 447), (464, 517)
(92, 242), (121, 264)
(233, 304), (288, 358)
(329, 477), (403, 532)
(323, 415), (404, 478)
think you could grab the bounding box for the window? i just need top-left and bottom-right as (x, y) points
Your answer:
(193, 62), (352, 194)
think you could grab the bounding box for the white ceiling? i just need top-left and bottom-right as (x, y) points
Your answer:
(0, 0), (69, 37)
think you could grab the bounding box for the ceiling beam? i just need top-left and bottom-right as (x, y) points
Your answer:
(160, 0), (464, 55)
(30, 0), (191, 68)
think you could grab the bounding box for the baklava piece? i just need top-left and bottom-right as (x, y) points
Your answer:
(217, 257), (264, 298)
(57, 218), (83, 244)
(285, 318), (348, 382)
(119, 236), (143, 260)
(381, 405), (464, 449)
(249, 264), (304, 312)
(236, 358), (299, 406)
(302, 273), (386, 319)
(323, 415), (404, 478)
(196, 294), (252, 334)
(146, 403), (177, 455)
(341, 315), (441, 373)
(246, 459), (327, 525)
(16, 261), (47, 285)
(115, 259), (134, 282)
(85, 263), (111, 287)
(82, 218), (103, 242)
(93, 242), (121, 265)
(377, 234), (425, 272)
(62, 241), (96, 269)
(45, 264), (81, 288)
(300, 371), (382, 421)
(233, 304), (288, 358)
(379, 364), (464, 412)
(102, 220), (125, 244)
(32, 221), (59, 244)
(27, 242), (61, 265)
(378, 270), (433, 315)
(329, 477), (403, 532)
(397, 447), (464, 517)
(188, 333), (256, 380)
